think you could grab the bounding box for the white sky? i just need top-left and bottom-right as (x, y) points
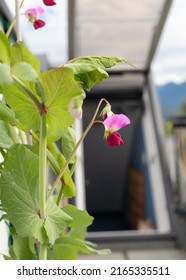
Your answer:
(152, 0), (186, 85)
(5, 0), (186, 85)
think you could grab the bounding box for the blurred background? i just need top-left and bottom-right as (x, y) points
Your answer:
(0, 0), (186, 259)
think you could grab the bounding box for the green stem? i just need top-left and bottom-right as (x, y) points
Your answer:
(47, 98), (107, 201)
(6, 1), (24, 38)
(31, 131), (61, 175)
(40, 243), (47, 261)
(39, 113), (47, 260)
(15, 0), (22, 41)
(56, 185), (64, 206)
(6, 17), (17, 38)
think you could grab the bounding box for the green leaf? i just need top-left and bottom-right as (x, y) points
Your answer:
(62, 126), (77, 164)
(0, 121), (14, 149)
(68, 92), (85, 120)
(1, 82), (40, 131)
(0, 63), (13, 84)
(11, 62), (38, 81)
(0, 144), (72, 244)
(44, 200), (72, 244)
(57, 154), (76, 198)
(39, 67), (83, 141)
(0, 30), (11, 64)
(64, 56), (124, 90)
(0, 214), (8, 222)
(0, 252), (12, 260)
(11, 41), (40, 74)
(53, 236), (111, 260)
(10, 228), (34, 260)
(48, 242), (78, 260)
(63, 204), (94, 239)
(0, 144), (46, 241)
(0, 102), (18, 126)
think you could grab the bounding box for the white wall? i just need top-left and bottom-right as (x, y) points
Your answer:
(0, 218), (9, 260)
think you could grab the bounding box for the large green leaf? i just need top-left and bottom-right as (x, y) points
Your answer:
(0, 144), (72, 244)
(0, 101), (18, 126)
(0, 144), (45, 241)
(39, 67), (83, 141)
(0, 30), (11, 64)
(1, 82), (40, 131)
(11, 41), (40, 74)
(64, 56), (124, 90)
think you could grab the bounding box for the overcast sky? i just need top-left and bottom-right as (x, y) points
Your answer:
(5, 0), (186, 86)
(152, 0), (186, 85)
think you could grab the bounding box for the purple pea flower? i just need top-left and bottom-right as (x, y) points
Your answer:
(25, 6), (46, 30)
(103, 114), (130, 146)
(43, 0), (56, 6)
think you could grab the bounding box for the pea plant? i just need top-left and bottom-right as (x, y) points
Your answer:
(0, 0), (130, 260)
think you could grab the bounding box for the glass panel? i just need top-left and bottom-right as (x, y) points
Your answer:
(73, 0), (166, 70)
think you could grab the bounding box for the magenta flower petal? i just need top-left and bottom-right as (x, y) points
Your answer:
(103, 114), (130, 132)
(106, 132), (124, 146)
(33, 19), (46, 30)
(25, 6), (44, 18)
(43, 0), (56, 6)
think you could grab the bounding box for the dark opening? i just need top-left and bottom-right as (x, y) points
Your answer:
(82, 88), (156, 232)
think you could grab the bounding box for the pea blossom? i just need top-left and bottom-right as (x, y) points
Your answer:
(103, 114), (130, 146)
(25, 6), (46, 30)
(43, 0), (56, 5)
(106, 131), (124, 146)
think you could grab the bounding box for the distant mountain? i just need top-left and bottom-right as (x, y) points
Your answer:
(156, 82), (186, 120)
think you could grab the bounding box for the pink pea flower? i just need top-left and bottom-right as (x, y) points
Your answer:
(103, 114), (130, 146)
(43, 0), (56, 6)
(106, 132), (124, 146)
(25, 6), (46, 30)
(33, 19), (46, 29)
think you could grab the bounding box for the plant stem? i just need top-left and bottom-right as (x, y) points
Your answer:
(39, 113), (47, 260)
(56, 185), (64, 206)
(6, 17), (17, 38)
(40, 243), (47, 261)
(6, 1), (24, 38)
(47, 98), (107, 201)
(15, 0), (22, 41)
